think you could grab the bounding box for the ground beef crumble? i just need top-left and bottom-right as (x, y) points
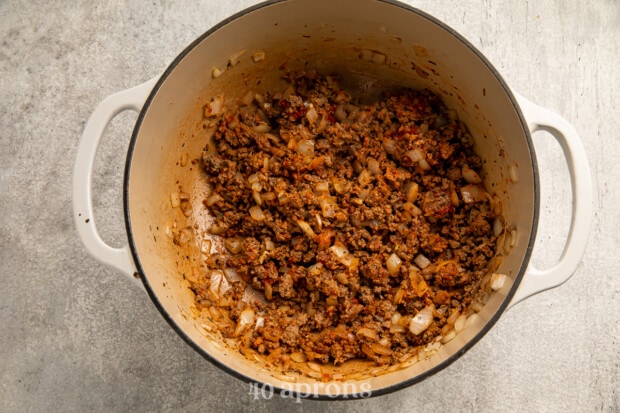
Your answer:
(189, 71), (500, 372)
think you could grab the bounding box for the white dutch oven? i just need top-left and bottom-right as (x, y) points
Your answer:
(73, 0), (592, 399)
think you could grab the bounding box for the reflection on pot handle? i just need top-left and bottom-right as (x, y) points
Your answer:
(508, 93), (593, 308)
(72, 77), (158, 291)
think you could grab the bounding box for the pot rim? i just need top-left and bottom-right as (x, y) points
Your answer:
(123, 0), (539, 399)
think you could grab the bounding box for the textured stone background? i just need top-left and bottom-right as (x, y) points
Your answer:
(1, 0), (617, 411)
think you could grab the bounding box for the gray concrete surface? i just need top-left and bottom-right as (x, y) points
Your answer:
(1, 0), (617, 411)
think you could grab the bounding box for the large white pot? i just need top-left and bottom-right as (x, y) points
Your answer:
(73, 0), (591, 399)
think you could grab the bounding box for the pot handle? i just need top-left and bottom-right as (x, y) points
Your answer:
(508, 93), (592, 308)
(72, 77), (158, 290)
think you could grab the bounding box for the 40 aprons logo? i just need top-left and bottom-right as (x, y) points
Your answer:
(249, 381), (373, 403)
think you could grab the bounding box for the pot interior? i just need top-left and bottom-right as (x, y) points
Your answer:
(126, 0), (536, 397)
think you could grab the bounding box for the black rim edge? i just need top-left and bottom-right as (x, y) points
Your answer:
(122, 0), (540, 400)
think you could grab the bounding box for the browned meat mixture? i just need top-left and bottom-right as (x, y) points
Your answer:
(191, 71), (499, 371)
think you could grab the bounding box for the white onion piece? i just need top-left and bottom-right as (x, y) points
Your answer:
(223, 267), (241, 283)
(296, 220), (316, 238)
(418, 159), (431, 171)
(200, 239), (212, 255)
(255, 316), (265, 329)
(315, 181), (330, 194)
(464, 313), (480, 329)
(404, 182), (419, 202)
(240, 90), (254, 106)
(249, 205), (266, 221)
(252, 190), (262, 205)
(405, 148), (424, 163)
(205, 94), (225, 117)
(414, 253), (431, 269)
(210, 270), (226, 298)
(319, 196), (337, 218)
(382, 138), (396, 155)
(460, 184), (486, 203)
(462, 164), (482, 184)
(454, 314), (468, 333)
(297, 139), (315, 157)
(358, 169), (372, 186)
(490, 273), (507, 290)
(335, 105), (347, 121)
(409, 305), (435, 335)
(170, 192), (181, 208)
(493, 217), (504, 236)
(454, 314), (467, 332)
(234, 308), (255, 336)
(224, 238), (243, 254)
(508, 164), (518, 183)
(442, 329), (457, 344)
(264, 238), (275, 251)
(205, 193), (223, 207)
(386, 253), (403, 276)
(306, 106), (318, 124)
(253, 123), (272, 133)
(247, 173), (260, 184)
(356, 327), (379, 341)
(242, 286), (268, 306)
(330, 244), (349, 259)
(403, 202), (422, 216)
(367, 157), (381, 175)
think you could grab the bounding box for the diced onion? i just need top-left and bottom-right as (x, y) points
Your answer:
(170, 192), (181, 208)
(260, 191), (276, 202)
(314, 181), (330, 194)
(386, 253), (403, 276)
(249, 205), (266, 221)
(460, 184), (486, 203)
(358, 169), (372, 186)
(208, 221), (228, 235)
(253, 123), (272, 133)
(225, 238), (243, 254)
(209, 270), (224, 298)
(508, 164), (518, 183)
(319, 195), (337, 218)
(297, 139), (315, 158)
(414, 253), (431, 269)
(356, 327), (379, 341)
(409, 304), (435, 335)
(367, 157), (381, 175)
(234, 308), (255, 336)
(404, 181), (419, 202)
(382, 138), (396, 155)
(418, 159), (431, 171)
(464, 313), (480, 329)
(252, 190), (262, 205)
(493, 217), (504, 236)
(290, 352), (307, 363)
(296, 220), (316, 238)
(205, 193), (223, 207)
(247, 173), (260, 184)
(372, 342), (392, 355)
(240, 90), (254, 106)
(200, 239), (212, 255)
(330, 244), (349, 259)
(454, 314), (467, 332)
(205, 94), (225, 117)
(403, 202), (422, 216)
(490, 273), (506, 290)
(462, 164), (482, 184)
(405, 148), (424, 163)
(306, 106), (318, 124)
(252, 51), (265, 63)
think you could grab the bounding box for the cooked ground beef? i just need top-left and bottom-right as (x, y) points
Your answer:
(190, 71), (500, 371)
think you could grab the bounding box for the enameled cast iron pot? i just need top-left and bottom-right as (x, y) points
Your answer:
(73, 0), (592, 399)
